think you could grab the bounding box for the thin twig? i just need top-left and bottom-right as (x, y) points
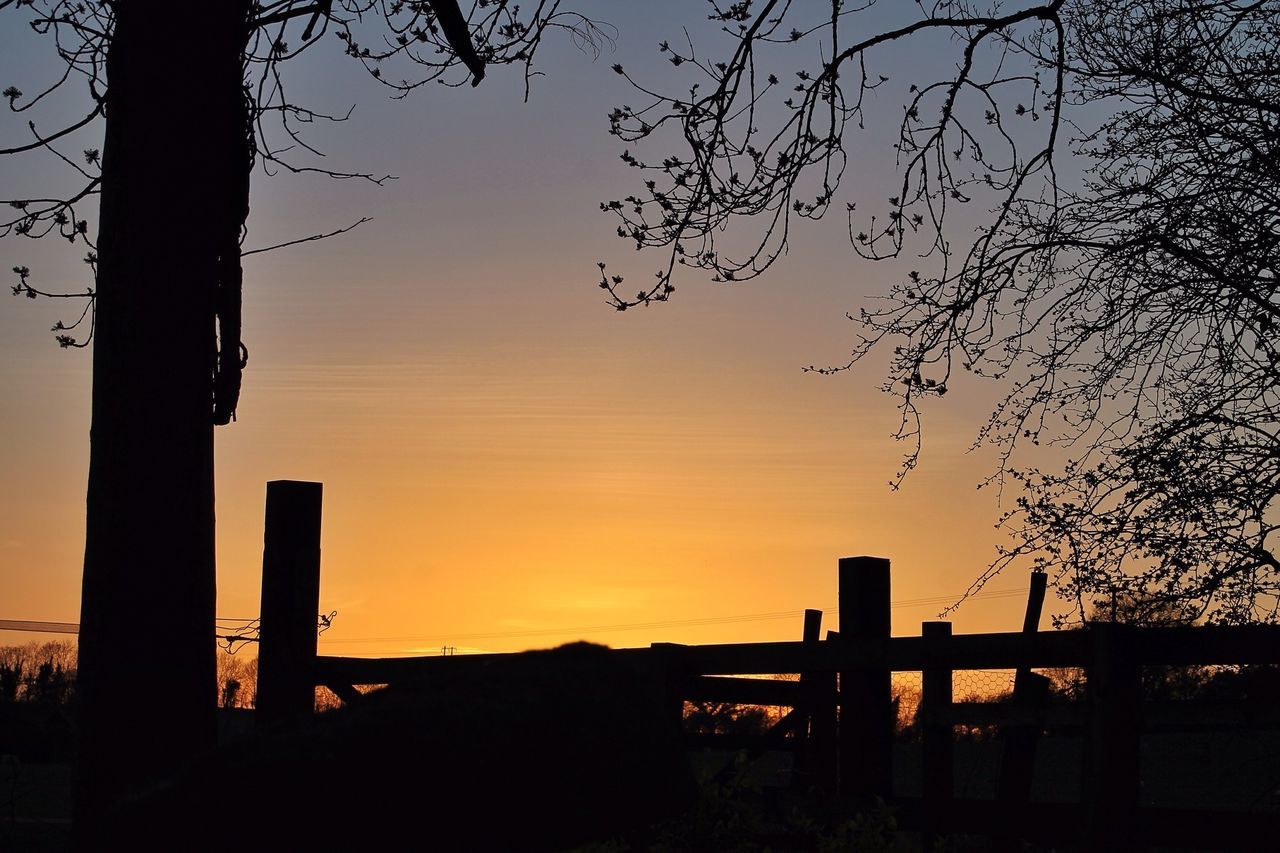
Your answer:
(241, 217), (371, 256)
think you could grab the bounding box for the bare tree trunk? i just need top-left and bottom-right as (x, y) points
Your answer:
(75, 0), (250, 836)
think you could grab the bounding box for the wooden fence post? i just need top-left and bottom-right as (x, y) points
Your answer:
(839, 555), (892, 802)
(1085, 622), (1141, 851)
(256, 480), (323, 730)
(996, 571), (1050, 839)
(1018, 571), (1048, 637)
(808, 629), (840, 793)
(649, 642), (689, 737)
(802, 607), (823, 643)
(921, 620), (953, 842)
(797, 609), (835, 792)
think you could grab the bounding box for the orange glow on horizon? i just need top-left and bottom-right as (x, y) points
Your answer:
(0, 4), (1054, 659)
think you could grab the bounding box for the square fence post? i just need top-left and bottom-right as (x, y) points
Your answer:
(798, 609), (837, 793)
(1085, 622), (1141, 851)
(649, 642), (689, 737)
(839, 556), (893, 802)
(921, 620), (953, 842)
(995, 570), (1051, 851)
(256, 480), (323, 730)
(809, 629), (841, 794)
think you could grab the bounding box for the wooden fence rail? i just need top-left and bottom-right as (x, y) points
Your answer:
(311, 622), (1280, 683)
(305, 601), (1280, 851)
(254, 487), (1279, 851)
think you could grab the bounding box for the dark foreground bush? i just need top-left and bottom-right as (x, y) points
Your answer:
(100, 642), (695, 852)
(0, 702), (75, 761)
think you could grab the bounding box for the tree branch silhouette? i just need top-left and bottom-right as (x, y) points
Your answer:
(603, 0), (1279, 624)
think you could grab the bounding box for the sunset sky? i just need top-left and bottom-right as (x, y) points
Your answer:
(0, 2), (1056, 658)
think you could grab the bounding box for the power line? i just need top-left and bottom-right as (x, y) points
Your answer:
(1, 586), (1031, 646)
(317, 586), (1030, 647)
(1, 615), (265, 636)
(0, 619), (79, 635)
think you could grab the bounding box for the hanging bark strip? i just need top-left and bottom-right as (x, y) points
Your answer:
(211, 56), (252, 427)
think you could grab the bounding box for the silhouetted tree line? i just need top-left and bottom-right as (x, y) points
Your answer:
(683, 700), (778, 737)
(0, 642), (77, 761)
(0, 658), (74, 705)
(215, 650), (257, 710)
(0, 644), (264, 760)
(0, 641), (76, 705)
(0, 642), (266, 712)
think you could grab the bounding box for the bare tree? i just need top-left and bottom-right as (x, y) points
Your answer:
(2, 0), (603, 829)
(601, 0), (1279, 625)
(216, 648), (258, 709)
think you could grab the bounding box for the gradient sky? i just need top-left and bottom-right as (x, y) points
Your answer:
(1, 2), (1057, 657)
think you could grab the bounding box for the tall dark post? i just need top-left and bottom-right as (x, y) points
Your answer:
(798, 609), (837, 792)
(996, 569), (1051, 834)
(257, 480), (323, 729)
(802, 608), (823, 644)
(1019, 571), (1048, 637)
(649, 642), (689, 735)
(1085, 622), (1140, 851)
(838, 556), (892, 801)
(921, 620), (953, 841)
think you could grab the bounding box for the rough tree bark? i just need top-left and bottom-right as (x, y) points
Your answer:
(75, 0), (251, 833)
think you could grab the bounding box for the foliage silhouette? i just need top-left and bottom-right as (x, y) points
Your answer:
(108, 641), (695, 853)
(601, 0), (1280, 625)
(0, 642), (77, 762)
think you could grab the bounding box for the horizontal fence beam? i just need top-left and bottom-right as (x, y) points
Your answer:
(1131, 624), (1280, 665)
(313, 624), (1280, 687)
(684, 675), (801, 706)
(889, 630), (1091, 670)
(313, 647), (655, 685)
(649, 629), (1098, 673)
(636, 629), (1091, 674)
